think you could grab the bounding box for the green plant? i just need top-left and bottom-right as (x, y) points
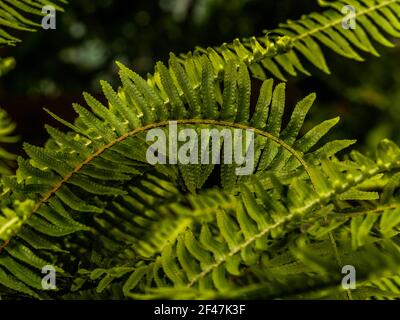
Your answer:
(0, 0), (65, 46)
(0, 108), (18, 175)
(0, 0), (400, 300)
(0, 0), (65, 76)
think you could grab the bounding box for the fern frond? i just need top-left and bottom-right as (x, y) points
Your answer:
(82, 140), (400, 299)
(172, 0), (400, 81)
(0, 59), (337, 254)
(0, 0), (66, 47)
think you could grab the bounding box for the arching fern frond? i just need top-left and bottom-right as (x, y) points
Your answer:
(0, 58), (355, 298)
(0, 60), (334, 244)
(172, 0), (400, 82)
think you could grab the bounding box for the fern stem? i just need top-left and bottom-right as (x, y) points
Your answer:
(340, 204), (400, 218)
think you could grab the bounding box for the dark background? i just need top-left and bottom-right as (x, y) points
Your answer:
(0, 0), (399, 153)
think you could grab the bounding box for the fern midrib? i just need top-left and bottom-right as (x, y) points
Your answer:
(0, 119), (315, 254)
(0, 217), (19, 237)
(340, 204), (400, 218)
